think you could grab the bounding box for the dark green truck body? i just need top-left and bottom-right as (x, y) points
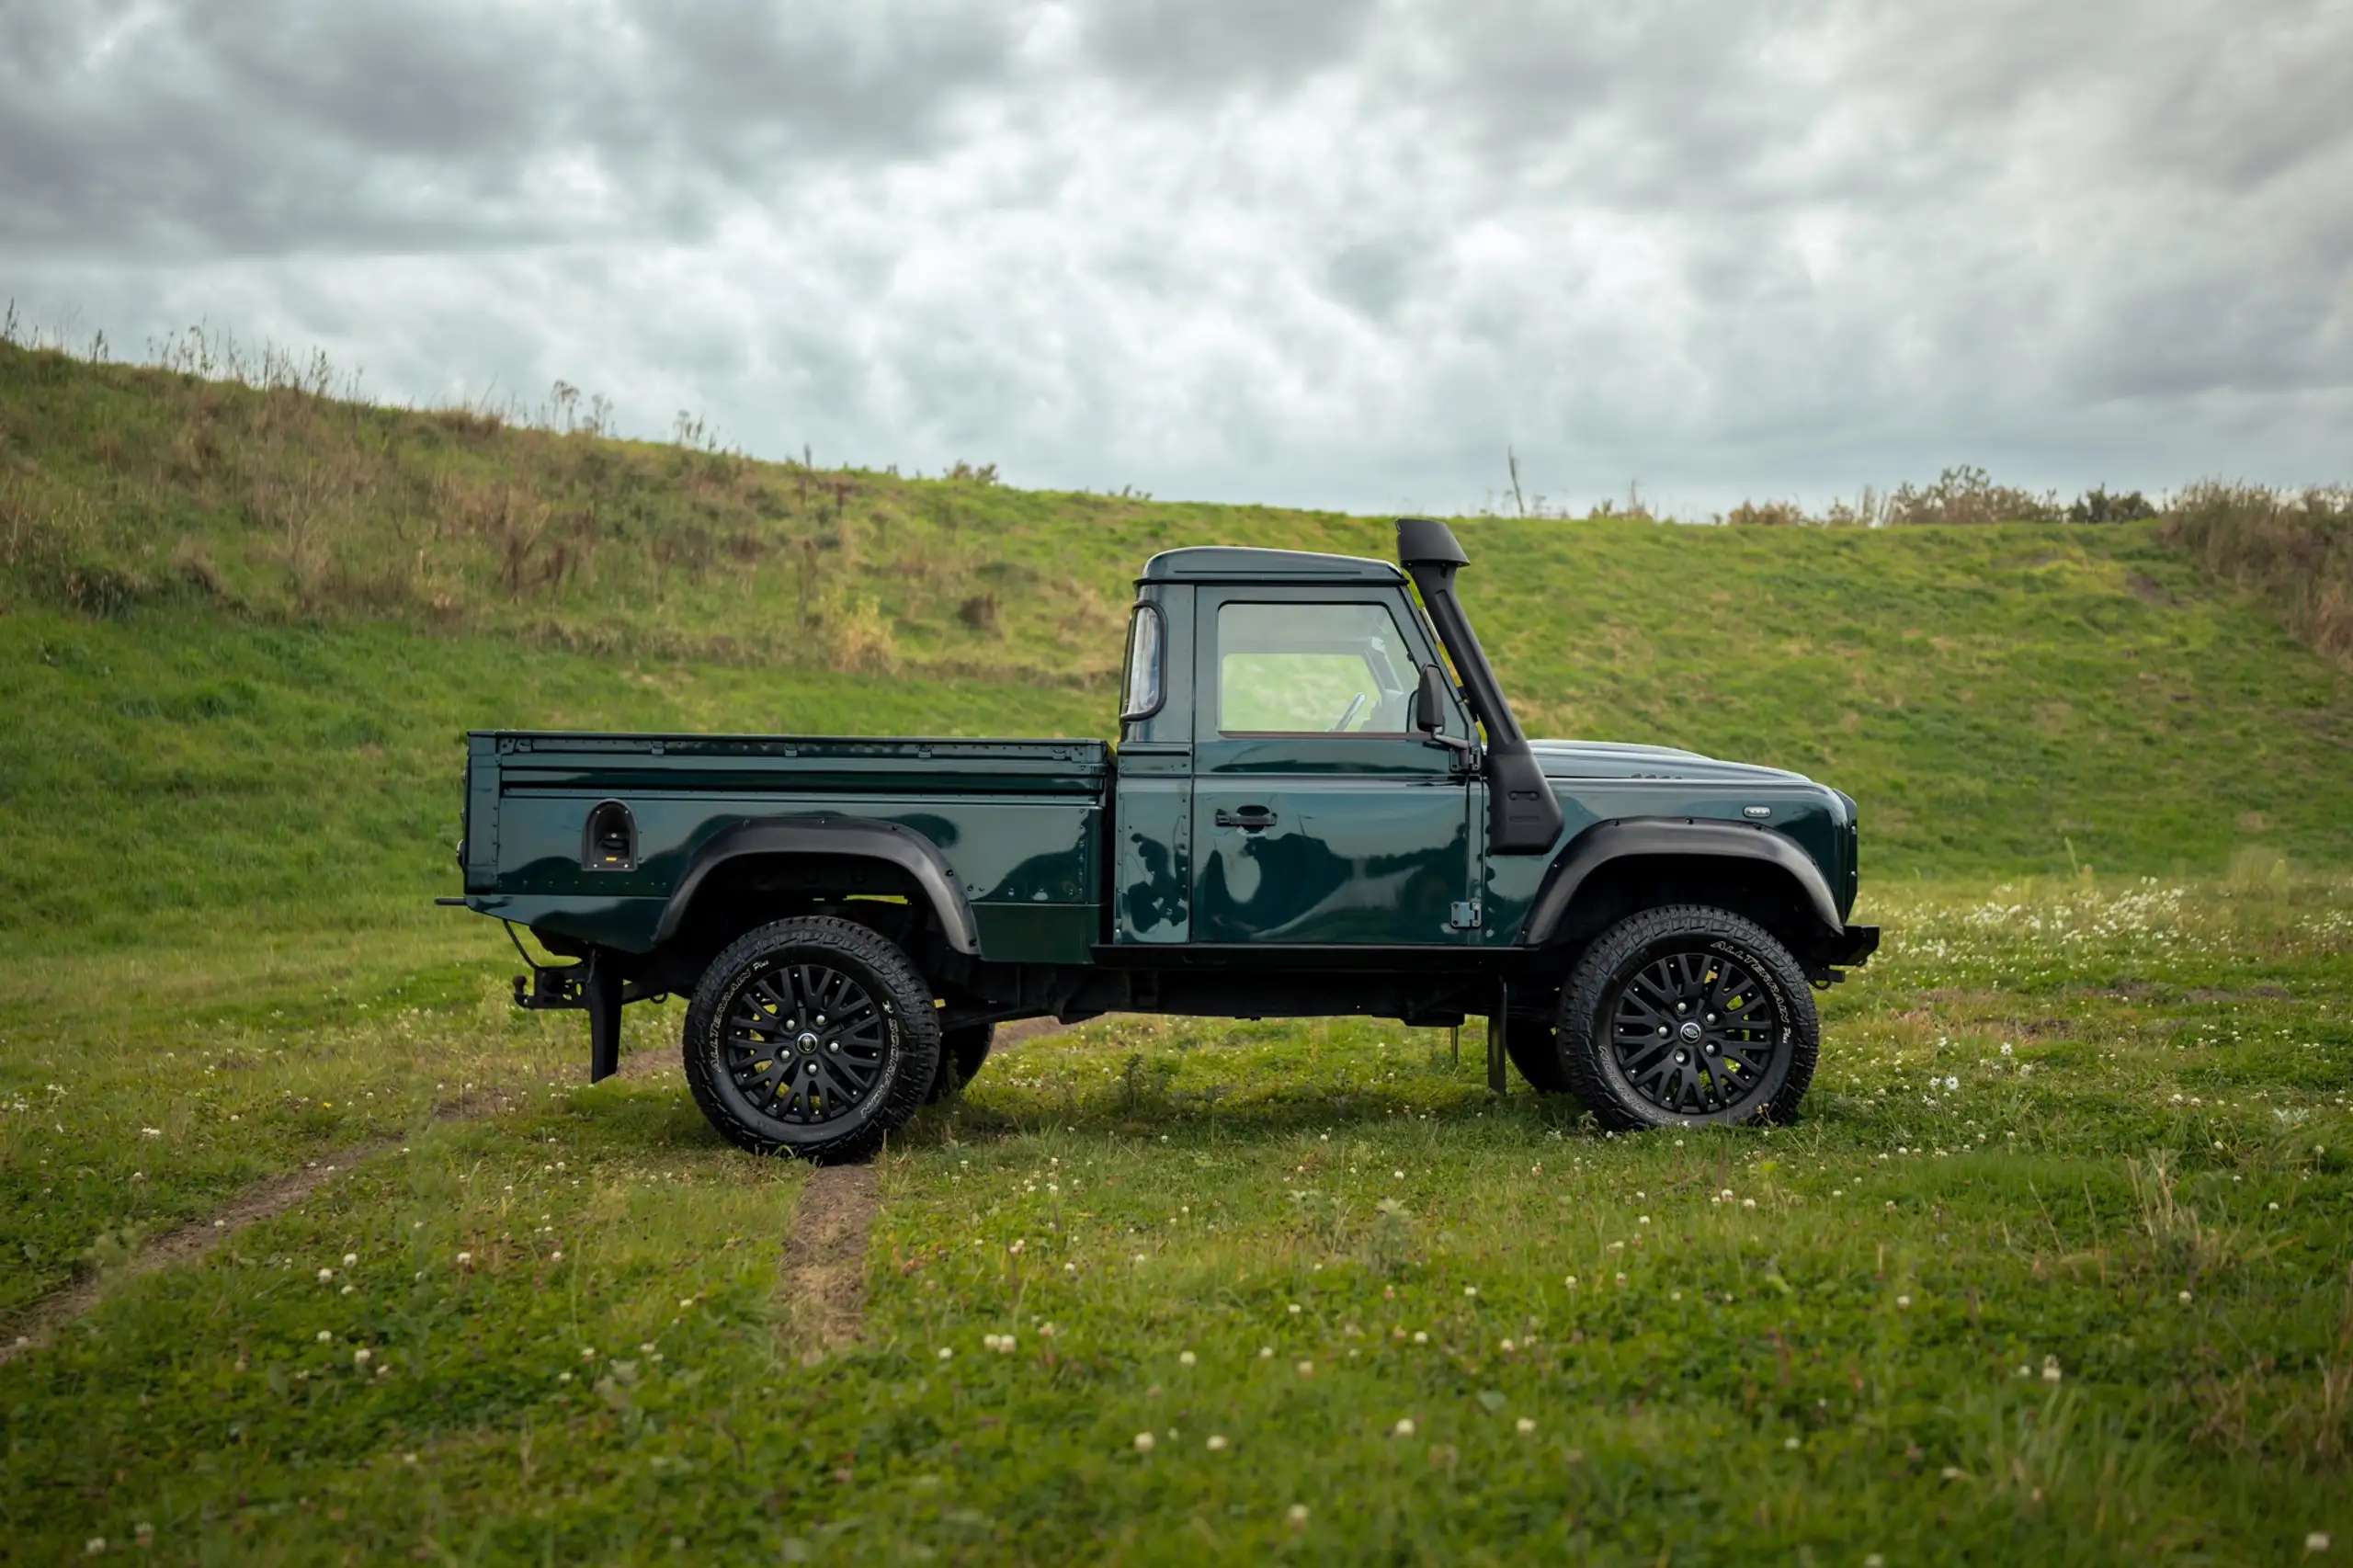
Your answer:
(454, 526), (1875, 1096)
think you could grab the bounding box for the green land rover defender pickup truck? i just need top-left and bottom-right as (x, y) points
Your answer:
(449, 517), (1878, 1160)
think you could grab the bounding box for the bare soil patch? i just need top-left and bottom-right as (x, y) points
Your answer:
(777, 1163), (882, 1358)
(0, 1141), (392, 1371)
(0, 1092), (523, 1371)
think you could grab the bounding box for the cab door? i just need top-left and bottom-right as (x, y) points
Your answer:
(1188, 588), (1479, 946)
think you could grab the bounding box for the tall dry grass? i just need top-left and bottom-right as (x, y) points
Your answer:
(2162, 481), (2353, 667)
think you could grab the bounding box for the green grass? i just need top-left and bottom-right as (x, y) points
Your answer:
(7, 340), (2353, 886)
(6, 343), (2353, 1561)
(4, 877), (2350, 1562)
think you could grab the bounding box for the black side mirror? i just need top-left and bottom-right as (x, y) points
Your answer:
(1414, 664), (1448, 733)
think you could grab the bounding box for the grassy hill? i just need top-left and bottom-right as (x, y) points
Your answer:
(5, 338), (2353, 961)
(6, 343), (2352, 1563)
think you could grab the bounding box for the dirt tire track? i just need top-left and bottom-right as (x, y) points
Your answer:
(777, 1163), (882, 1357)
(0, 1095), (508, 1373)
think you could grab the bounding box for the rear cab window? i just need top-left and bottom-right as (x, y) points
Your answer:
(1121, 602), (1165, 723)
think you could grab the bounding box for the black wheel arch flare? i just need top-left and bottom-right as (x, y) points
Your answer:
(651, 815), (981, 954)
(1521, 818), (1847, 954)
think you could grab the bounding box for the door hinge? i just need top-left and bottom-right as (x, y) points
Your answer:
(1449, 901), (1483, 930)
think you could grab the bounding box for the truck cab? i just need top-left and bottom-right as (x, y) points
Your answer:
(454, 519), (1878, 1161)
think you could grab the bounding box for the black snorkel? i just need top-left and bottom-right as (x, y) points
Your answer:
(1396, 517), (1565, 854)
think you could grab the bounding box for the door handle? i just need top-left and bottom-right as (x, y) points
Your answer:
(1214, 805), (1277, 830)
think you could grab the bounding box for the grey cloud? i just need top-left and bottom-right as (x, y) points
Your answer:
(2, 0), (2347, 515)
(1074, 0), (1382, 97)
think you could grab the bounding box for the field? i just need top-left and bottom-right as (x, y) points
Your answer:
(5, 345), (2353, 1562)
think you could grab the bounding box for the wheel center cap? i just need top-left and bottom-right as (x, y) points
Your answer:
(1678, 1021), (1704, 1043)
(795, 1031), (821, 1053)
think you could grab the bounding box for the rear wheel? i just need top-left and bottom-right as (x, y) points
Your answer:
(927, 1022), (995, 1100)
(1557, 905), (1816, 1130)
(682, 916), (940, 1163)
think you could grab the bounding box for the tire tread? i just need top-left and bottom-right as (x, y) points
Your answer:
(1556, 903), (1818, 1131)
(681, 915), (939, 1164)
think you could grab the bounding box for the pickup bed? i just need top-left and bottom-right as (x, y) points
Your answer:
(451, 518), (1878, 1159)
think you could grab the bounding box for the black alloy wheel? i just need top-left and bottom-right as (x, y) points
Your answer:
(1557, 904), (1817, 1130)
(726, 963), (885, 1122)
(683, 916), (940, 1162)
(1610, 948), (1782, 1114)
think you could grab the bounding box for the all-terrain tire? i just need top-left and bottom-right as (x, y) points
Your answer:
(1557, 904), (1817, 1131)
(682, 916), (941, 1163)
(927, 1022), (995, 1102)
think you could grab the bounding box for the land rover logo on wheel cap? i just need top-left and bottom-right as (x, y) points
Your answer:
(796, 1031), (821, 1052)
(1678, 1021), (1703, 1043)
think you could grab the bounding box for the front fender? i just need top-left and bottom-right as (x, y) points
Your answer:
(1519, 818), (1846, 947)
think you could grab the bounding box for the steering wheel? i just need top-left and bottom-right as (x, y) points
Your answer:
(1329, 693), (1369, 733)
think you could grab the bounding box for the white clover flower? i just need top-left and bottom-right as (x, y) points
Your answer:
(1516, 1417), (1536, 1435)
(1742, 1199), (1757, 1210)
(317, 1267), (335, 1283)
(1132, 1432), (1155, 1453)
(1259, 1346), (1275, 1358)
(354, 1348), (372, 1366)
(2307, 1531), (2331, 1552)
(1287, 1302), (1302, 1314)
(456, 1251), (472, 1266)
(1207, 1434), (1228, 1451)
(315, 1330), (332, 1343)
(1464, 1285), (1479, 1297)
(938, 1347), (953, 1360)
(1784, 1437), (1801, 1449)
(1412, 1331), (1428, 1344)
(1563, 1276), (1578, 1288)
(1392, 1417), (1416, 1437)
(1179, 1351), (1196, 1366)
(343, 1253), (358, 1267)
(2042, 1357), (2063, 1383)
(1288, 1505), (1309, 1528)
(1896, 1295), (1912, 1310)
(1296, 1360), (1313, 1377)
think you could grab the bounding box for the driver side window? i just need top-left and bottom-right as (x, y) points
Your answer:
(1216, 601), (1415, 734)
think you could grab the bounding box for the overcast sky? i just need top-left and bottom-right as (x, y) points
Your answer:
(4, 0), (2349, 515)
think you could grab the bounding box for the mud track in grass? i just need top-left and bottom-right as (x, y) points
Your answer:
(0, 1094), (515, 1372)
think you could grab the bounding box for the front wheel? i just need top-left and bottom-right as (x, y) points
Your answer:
(682, 916), (941, 1162)
(1556, 905), (1817, 1130)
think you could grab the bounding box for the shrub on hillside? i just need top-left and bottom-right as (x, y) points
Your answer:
(2163, 482), (2353, 665)
(1887, 466), (2063, 527)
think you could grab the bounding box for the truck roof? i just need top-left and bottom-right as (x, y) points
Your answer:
(1139, 546), (1405, 585)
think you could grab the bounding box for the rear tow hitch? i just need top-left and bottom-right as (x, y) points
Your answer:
(505, 924), (628, 1084)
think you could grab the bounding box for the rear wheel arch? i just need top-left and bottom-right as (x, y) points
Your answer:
(645, 817), (979, 990)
